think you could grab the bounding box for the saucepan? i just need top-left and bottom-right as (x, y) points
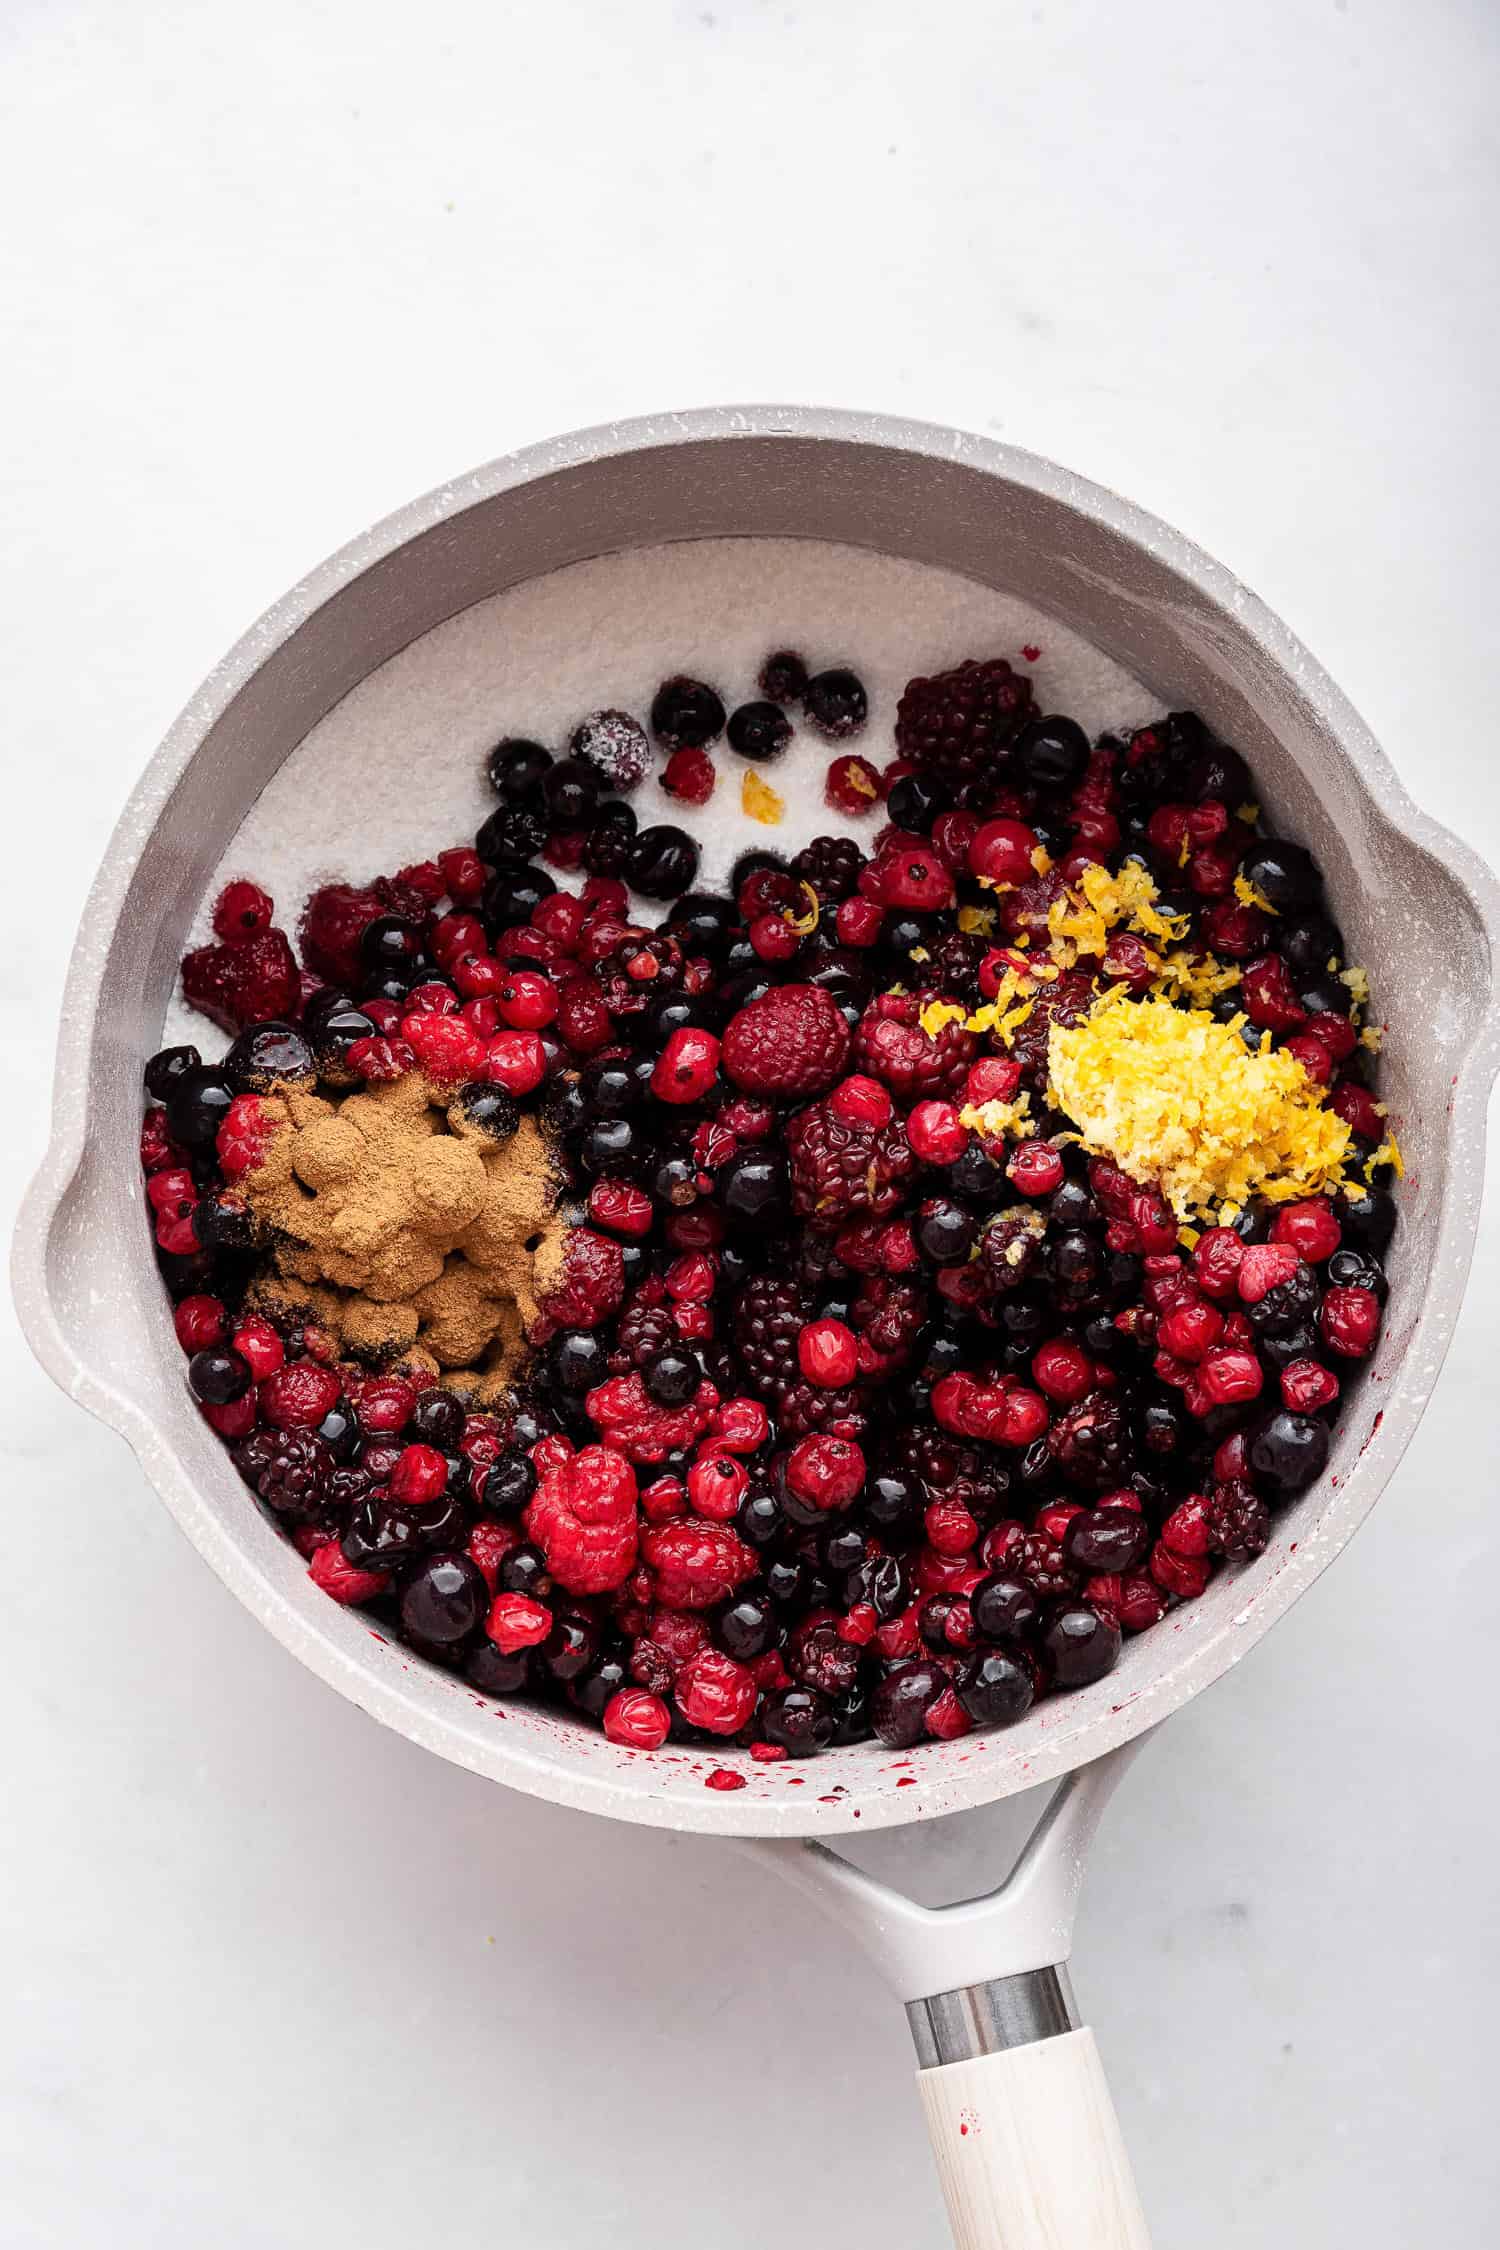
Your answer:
(15, 408), (1500, 2247)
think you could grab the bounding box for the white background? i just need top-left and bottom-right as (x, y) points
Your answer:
(4, 2), (1499, 2243)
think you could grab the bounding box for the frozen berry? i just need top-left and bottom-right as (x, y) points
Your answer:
(571, 710), (650, 791)
(728, 701), (793, 761)
(627, 825), (700, 900)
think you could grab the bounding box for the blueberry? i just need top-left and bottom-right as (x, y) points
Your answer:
(465, 1642), (532, 1696)
(764, 1555), (806, 1605)
(482, 1456), (536, 1515)
(456, 1083), (521, 1141)
(957, 1648), (1035, 1726)
(569, 1653), (629, 1719)
(542, 758), (600, 828)
(1187, 740), (1252, 805)
(408, 1390), (464, 1451)
(144, 1044), (201, 1101)
(309, 1001), (377, 1071)
(498, 1542), (552, 1597)
(666, 893), (741, 953)
(760, 1686), (836, 1756)
(1279, 913), (1344, 976)
(726, 701), (792, 761)
(1016, 714), (1090, 792)
(844, 1552), (907, 1619)
(869, 1658), (945, 1748)
(360, 915), (427, 975)
(165, 1065), (236, 1149)
(718, 1591), (775, 1660)
(627, 824), (700, 901)
(190, 1196), (254, 1251)
(541, 1612), (599, 1683)
(186, 1348), (251, 1405)
(576, 1115), (640, 1176)
(1339, 1187), (1396, 1257)
(885, 773), (951, 832)
(972, 1573), (1042, 1642)
(643, 1350), (699, 1406)
(759, 650), (808, 702)
(400, 1552), (487, 1650)
(802, 668), (868, 740)
(477, 801), (549, 863)
(482, 859), (556, 931)
(737, 1488), (784, 1548)
(1042, 1601), (1122, 1688)
(1296, 975), (1350, 1019)
(650, 676), (726, 750)
(1328, 1247), (1388, 1300)
(1062, 1507), (1150, 1575)
(487, 738), (553, 801)
(719, 1149), (790, 1227)
(225, 1021), (315, 1089)
(1240, 838), (1322, 913)
(1248, 1408), (1329, 1494)
(917, 1198), (975, 1266)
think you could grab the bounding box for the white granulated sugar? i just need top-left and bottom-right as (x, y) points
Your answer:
(166, 537), (1161, 1051)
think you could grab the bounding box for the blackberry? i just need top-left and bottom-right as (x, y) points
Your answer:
(890, 1426), (1010, 1517)
(978, 1206), (1047, 1294)
(792, 833), (865, 903)
(612, 1298), (680, 1372)
(733, 1274), (807, 1392)
(894, 657), (1035, 787)
(580, 801), (638, 876)
(570, 709), (650, 791)
(786, 1098), (917, 1227)
(253, 1429), (335, 1522)
(593, 928), (684, 1017)
(759, 649), (809, 703)
(650, 676), (726, 751)
(803, 668), (868, 740)
(776, 1379), (869, 1441)
(1206, 1479), (1272, 1560)
(926, 929), (988, 997)
(1048, 1393), (1131, 1490)
(1008, 967), (1097, 1078)
(1018, 1527), (1080, 1600)
(849, 1275), (927, 1360)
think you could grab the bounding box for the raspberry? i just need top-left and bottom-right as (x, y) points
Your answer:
(854, 995), (975, 1098)
(402, 1012), (487, 1082)
(786, 1097), (915, 1226)
(1205, 1478), (1272, 1559)
(675, 1649), (756, 1734)
(299, 882), (388, 985)
(258, 1362), (341, 1430)
(895, 657), (1035, 787)
(309, 1541), (390, 1606)
(1046, 1392), (1130, 1489)
(641, 1520), (757, 1609)
(525, 1443), (638, 1593)
(181, 928), (300, 1033)
(603, 1688), (671, 1747)
(661, 746), (717, 805)
(347, 1035), (416, 1082)
(538, 1228), (626, 1330)
(486, 1592), (553, 1653)
(1320, 1284), (1381, 1358)
(212, 879), (275, 941)
(792, 834), (865, 902)
(721, 984), (852, 1098)
(1237, 1242), (1303, 1304)
(584, 1371), (720, 1463)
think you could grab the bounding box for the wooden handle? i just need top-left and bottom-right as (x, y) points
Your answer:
(916, 2029), (1152, 2249)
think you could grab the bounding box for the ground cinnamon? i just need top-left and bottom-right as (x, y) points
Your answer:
(238, 1072), (564, 1400)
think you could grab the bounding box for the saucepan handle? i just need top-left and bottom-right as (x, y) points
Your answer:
(915, 2025), (1151, 2250)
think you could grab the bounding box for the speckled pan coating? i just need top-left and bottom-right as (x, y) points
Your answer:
(14, 407), (1500, 1837)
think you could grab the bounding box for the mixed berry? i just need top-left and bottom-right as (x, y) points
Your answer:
(141, 652), (1398, 1765)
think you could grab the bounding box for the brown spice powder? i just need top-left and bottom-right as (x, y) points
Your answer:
(239, 1074), (564, 1401)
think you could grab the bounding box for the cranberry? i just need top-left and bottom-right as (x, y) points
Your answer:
(259, 1363), (341, 1430)
(1319, 1284), (1381, 1358)
(676, 1648), (756, 1733)
(484, 1030), (547, 1095)
(829, 1075), (894, 1129)
(1272, 1199), (1343, 1262)
(1331, 1081), (1385, 1142)
(1032, 1338), (1093, 1404)
(687, 1452), (748, 1520)
(1280, 1358), (1340, 1412)
(1157, 1302), (1223, 1362)
(786, 1435), (866, 1510)
(798, 1319), (860, 1388)
(907, 1099), (969, 1164)
(835, 896), (884, 946)
(389, 1444), (449, 1505)
(651, 1027), (721, 1104)
(825, 754), (884, 814)
(968, 818), (1040, 885)
(602, 1688), (672, 1748)
(1007, 1143), (1065, 1198)
(173, 1295), (226, 1352)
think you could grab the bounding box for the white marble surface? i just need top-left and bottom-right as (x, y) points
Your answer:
(5, 2), (1499, 2244)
